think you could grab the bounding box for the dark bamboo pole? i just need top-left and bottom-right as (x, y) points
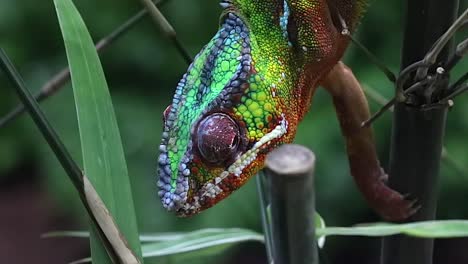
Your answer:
(261, 144), (318, 264)
(381, 0), (459, 263)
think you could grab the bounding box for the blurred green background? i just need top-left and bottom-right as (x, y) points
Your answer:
(0, 0), (467, 263)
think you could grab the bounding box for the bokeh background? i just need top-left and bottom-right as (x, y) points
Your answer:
(1, 0), (467, 263)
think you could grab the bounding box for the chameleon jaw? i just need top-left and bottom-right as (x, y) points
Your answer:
(157, 144), (191, 211)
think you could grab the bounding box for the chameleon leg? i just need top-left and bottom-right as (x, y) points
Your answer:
(320, 61), (418, 221)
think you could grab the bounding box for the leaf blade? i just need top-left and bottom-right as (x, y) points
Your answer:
(53, 0), (143, 262)
(68, 228), (264, 263)
(317, 220), (468, 238)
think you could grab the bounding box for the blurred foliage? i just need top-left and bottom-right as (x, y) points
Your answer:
(0, 0), (467, 263)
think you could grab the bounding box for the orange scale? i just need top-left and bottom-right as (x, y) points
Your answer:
(205, 198), (216, 207)
(220, 184), (230, 192)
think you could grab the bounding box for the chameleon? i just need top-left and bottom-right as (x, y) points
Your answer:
(157, 0), (418, 221)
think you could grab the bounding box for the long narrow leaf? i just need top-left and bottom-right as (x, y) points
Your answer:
(45, 228), (264, 243)
(141, 228), (264, 258)
(47, 219), (468, 242)
(53, 0), (143, 262)
(52, 220), (468, 263)
(43, 230), (186, 242)
(68, 228), (264, 263)
(318, 220), (468, 238)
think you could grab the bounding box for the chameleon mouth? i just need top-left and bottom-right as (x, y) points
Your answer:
(157, 145), (190, 211)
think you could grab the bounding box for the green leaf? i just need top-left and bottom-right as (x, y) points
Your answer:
(43, 230), (188, 242)
(317, 220), (468, 238)
(314, 212), (326, 248)
(48, 220), (468, 263)
(53, 0), (143, 263)
(141, 228), (264, 258)
(67, 228), (264, 263)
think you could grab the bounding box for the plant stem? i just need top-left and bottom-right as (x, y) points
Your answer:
(381, 0), (459, 263)
(138, 0), (192, 64)
(256, 173), (274, 263)
(0, 48), (122, 264)
(263, 144), (318, 264)
(0, 49), (83, 190)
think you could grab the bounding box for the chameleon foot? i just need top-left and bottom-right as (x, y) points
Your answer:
(364, 178), (420, 221)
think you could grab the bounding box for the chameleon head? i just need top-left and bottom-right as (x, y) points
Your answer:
(157, 11), (289, 216)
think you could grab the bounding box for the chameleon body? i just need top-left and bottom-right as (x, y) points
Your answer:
(158, 0), (415, 220)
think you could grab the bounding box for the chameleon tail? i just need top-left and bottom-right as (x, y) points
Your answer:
(321, 62), (418, 221)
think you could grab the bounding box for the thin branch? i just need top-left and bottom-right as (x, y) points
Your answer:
(348, 34), (397, 83)
(455, 37), (468, 57)
(448, 71), (468, 93)
(138, 0), (192, 64)
(0, 0), (170, 129)
(0, 49), (122, 264)
(415, 8), (468, 80)
(443, 82), (468, 101)
(336, 10), (397, 83)
(396, 60), (431, 97)
(444, 37), (468, 71)
(361, 98), (395, 127)
(362, 85), (392, 107)
(256, 173), (274, 264)
(362, 63), (433, 127)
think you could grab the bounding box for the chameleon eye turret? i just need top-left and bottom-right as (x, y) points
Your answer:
(196, 113), (244, 166)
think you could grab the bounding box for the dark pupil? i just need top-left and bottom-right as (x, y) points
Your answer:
(196, 113), (241, 165)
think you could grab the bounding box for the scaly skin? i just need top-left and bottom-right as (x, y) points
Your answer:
(158, 0), (416, 220)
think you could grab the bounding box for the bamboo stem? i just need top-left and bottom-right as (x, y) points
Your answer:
(262, 144), (318, 264)
(381, 0), (459, 263)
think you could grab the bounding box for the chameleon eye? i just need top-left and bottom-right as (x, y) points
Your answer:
(196, 113), (241, 165)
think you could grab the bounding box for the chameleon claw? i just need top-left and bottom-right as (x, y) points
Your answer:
(410, 204), (423, 216)
(367, 182), (420, 221)
(402, 193), (414, 200)
(404, 195), (420, 209)
(378, 168), (389, 182)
